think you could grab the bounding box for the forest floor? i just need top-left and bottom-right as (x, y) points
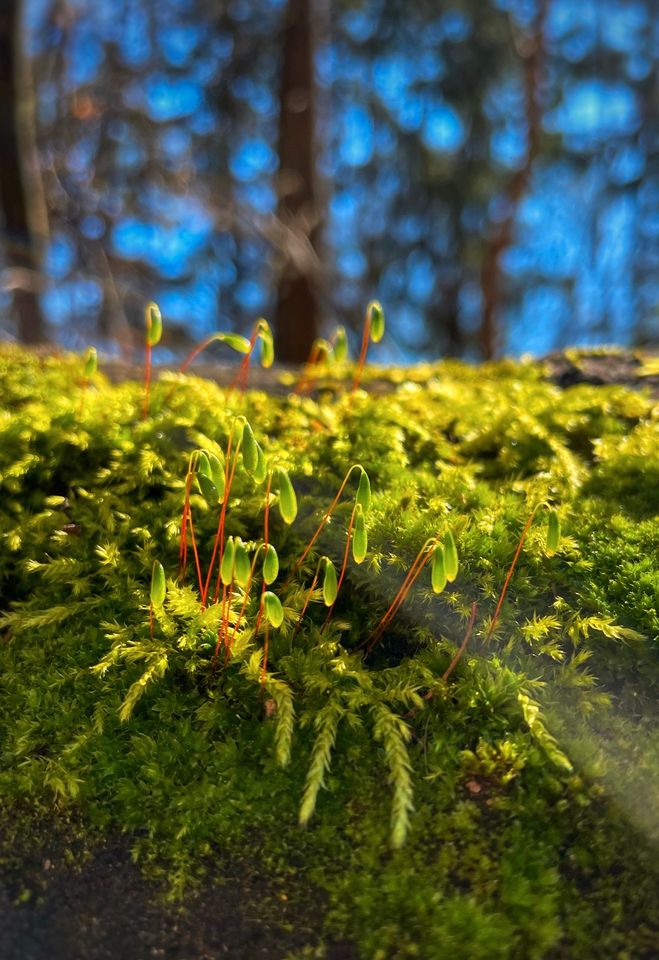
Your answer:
(1, 823), (355, 960)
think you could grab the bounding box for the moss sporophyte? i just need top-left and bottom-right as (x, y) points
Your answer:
(149, 399), (564, 845)
(2, 331), (657, 958)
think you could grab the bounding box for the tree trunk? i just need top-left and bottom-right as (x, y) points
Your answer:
(0, 0), (47, 343)
(479, 0), (547, 360)
(274, 0), (319, 363)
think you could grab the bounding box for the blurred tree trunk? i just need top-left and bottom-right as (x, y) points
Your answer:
(479, 0), (547, 360)
(0, 0), (47, 343)
(274, 0), (319, 363)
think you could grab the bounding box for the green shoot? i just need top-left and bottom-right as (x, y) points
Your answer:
(293, 337), (332, 395)
(352, 503), (368, 564)
(204, 418), (246, 607)
(365, 526), (458, 654)
(275, 467), (298, 524)
(149, 559), (166, 639)
(443, 530), (459, 582)
(352, 300), (385, 394)
(180, 331), (251, 373)
(321, 556), (338, 606)
(321, 502), (360, 631)
(290, 464), (368, 578)
(263, 591), (284, 628)
(262, 544), (279, 585)
(143, 301), (162, 419)
(178, 450), (205, 590)
(233, 318), (274, 391)
(293, 325), (350, 396)
(546, 508), (561, 556)
(430, 545), (447, 594)
(290, 555), (337, 645)
(233, 539), (251, 589)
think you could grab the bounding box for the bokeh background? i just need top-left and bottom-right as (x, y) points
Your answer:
(1, 0), (658, 363)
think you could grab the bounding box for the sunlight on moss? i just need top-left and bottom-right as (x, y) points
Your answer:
(0, 344), (657, 957)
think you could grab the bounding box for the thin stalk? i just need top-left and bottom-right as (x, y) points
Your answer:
(260, 623), (270, 686)
(485, 506), (538, 643)
(293, 340), (325, 396)
(288, 465), (360, 582)
(290, 565), (320, 645)
(204, 432), (233, 604)
(441, 602), (478, 683)
(364, 552), (432, 654)
(177, 461), (196, 581)
(362, 539), (436, 652)
(149, 604), (154, 641)
(178, 498), (189, 581)
(203, 431), (242, 606)
(180, 335), (221, 374)
(213, 583), (229, 663)
(351, 309), (371, 393)
(321, 504), (356, 632)
(187, 508), (204, 597)
(232, 327), (258, 391)
(143, 340), (152, 419)
(226, 545), (266, 658)
(252, 473), (272, 645)
(410, 602), (477, 714)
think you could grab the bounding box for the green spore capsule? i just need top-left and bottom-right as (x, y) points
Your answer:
(146, 302), (162, 347)
(314, 339), (332, 364)
(208, 453), (225, 503)
(546, 509), (561, 556)
(276, 468), (297, 524)
(196, 452), (219, 506)
(234, 540), (251, 589)
(352, 504), (368, 564)
(84, 346), (98, 378)
(220, 537), (236, 586)
(322, 557), (338, 606)
(443, 530), (459, 583)
(218, 332), (251, 354)
(150, 560), (166, 608)
(263, 591), (284, 628)
(368, 300), (385, 343)
(431, 545), (447, 594)
(262, 544), (279, 585)
(258, 320), (274, 368)
(253, 444), (267, 484)
(242, 421), (258, 474)
(197, 451), (211, 477)
(232, 415), (246, 447)
(333, 326), (348, 363)
(356, 468), (372, 512)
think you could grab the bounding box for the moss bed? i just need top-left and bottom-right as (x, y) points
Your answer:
(1, 344), (658, 959)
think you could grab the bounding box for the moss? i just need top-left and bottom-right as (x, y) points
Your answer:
(0, 344), (658, 957)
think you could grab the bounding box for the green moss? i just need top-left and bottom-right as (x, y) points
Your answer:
(0, 344), (658, 956)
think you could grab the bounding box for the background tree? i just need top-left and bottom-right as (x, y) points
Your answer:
(274, 0), (319, 362)
(0, 0), (47, 343)
(1, 0), (657, 359)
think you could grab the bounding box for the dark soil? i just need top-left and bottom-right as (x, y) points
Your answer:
(0, 830), (356, 960)
(544, 349), (659, 396)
